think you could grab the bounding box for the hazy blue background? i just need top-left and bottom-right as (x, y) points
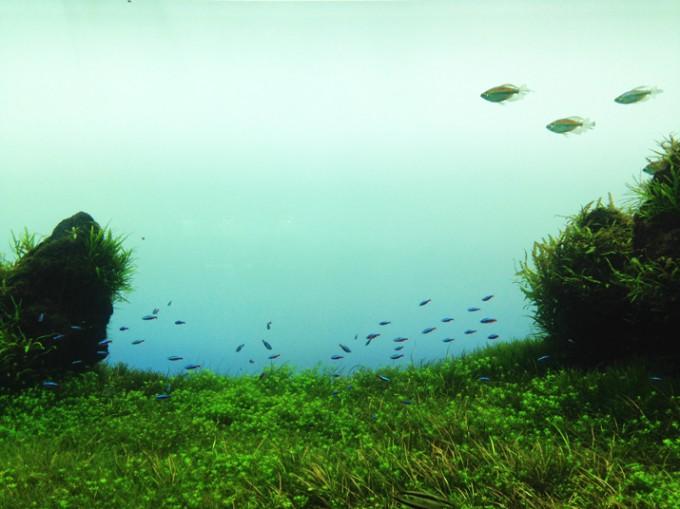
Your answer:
(1, 0), (678, 376)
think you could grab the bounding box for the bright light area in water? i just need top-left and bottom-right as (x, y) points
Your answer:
(1, 0), (679, 376)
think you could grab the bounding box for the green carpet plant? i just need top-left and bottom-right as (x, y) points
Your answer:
(0, 340), (677, 508)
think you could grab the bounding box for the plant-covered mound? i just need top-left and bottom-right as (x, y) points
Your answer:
(518, 136), (680, 366)
(0, 212), (134, 390)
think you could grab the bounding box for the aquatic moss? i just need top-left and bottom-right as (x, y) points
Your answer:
(518, 198), (636, 364)
(631, 134), (680, 223)
(518, 137), (680, 366)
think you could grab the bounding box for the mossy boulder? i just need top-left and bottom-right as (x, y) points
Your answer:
(518, 199), (637, 364)
(0, 212), (133, 389)
(518, 136), (680, 367)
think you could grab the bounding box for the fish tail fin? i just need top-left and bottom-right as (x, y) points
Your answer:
(650, 86), (663, 98)
(506, 84), (529, 102)
(574, 117), (595, 134)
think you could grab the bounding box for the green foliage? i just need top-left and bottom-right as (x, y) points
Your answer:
(518, 136), (680, 365)
(9, 227), (40, 260)
(0, 295), (47, 389)
(0, 341), (678, 509)
(0, 328), (50, 387)
(517, 198), (635, 362)
(2, 223), (134, 306)
(630, 135), (680, 221)
(0, 222), (135, 389)
(618, 256), (680, 321)
(0, 250), (8, 296)
(83, 225), (135, 303)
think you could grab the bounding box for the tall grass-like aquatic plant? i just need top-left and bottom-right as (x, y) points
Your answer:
(9, 228), (40, 261)
(84, 225), (135, 303)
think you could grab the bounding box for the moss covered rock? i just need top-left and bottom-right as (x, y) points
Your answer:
(519, 137), (680, 367)
(0, 212), (133, 389)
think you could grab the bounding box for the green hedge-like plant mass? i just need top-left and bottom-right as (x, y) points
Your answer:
(518, 136), (680, 366)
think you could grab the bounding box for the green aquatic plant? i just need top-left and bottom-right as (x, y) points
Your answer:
(0, 328), (52, 389)
(0, 294), (56, 389)
(395, 490), (454, 508)
(618, 256), (680, 321)
(0, 295), (23, 329)
(519, 136), (680, 366)
(517, 197), (635, 363)
(629, 135), (680, 221)
(0, 344), (677, 509)
(83, 225), (135, 303)
(9, 227), (40, 261)
(0, 216), (135, 389)
(0, 262), (6, 284)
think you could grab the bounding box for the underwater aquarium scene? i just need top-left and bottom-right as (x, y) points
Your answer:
(1, 0), (679, 507)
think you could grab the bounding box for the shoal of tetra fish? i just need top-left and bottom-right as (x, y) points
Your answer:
(42, 286), (663, 411)
(60, 293), (510, 407)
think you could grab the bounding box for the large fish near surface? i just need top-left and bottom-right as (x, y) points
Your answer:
(546, 116), (595, 134)
(614, 86), (662, 104)
(480, 83), (530, 104)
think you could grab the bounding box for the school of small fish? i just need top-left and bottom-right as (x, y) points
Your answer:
(480, 83), (663, 135)
(38, 294), (516, 402)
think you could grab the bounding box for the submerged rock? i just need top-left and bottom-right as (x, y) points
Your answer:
(633, 215), (680, 259)
(518, 136), (680, 367)
(0, 212), (133, 388)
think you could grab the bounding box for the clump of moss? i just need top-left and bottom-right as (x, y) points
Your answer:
(518, 198), (636, 364)
(518, 136), (680, 366)
(633, 134), (680, 225)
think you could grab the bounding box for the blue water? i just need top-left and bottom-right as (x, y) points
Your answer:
(1, 0), (678, 375)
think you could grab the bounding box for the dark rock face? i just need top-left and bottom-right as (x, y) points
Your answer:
(633, 214), (680, 259)
(2, 212), (113, 376)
